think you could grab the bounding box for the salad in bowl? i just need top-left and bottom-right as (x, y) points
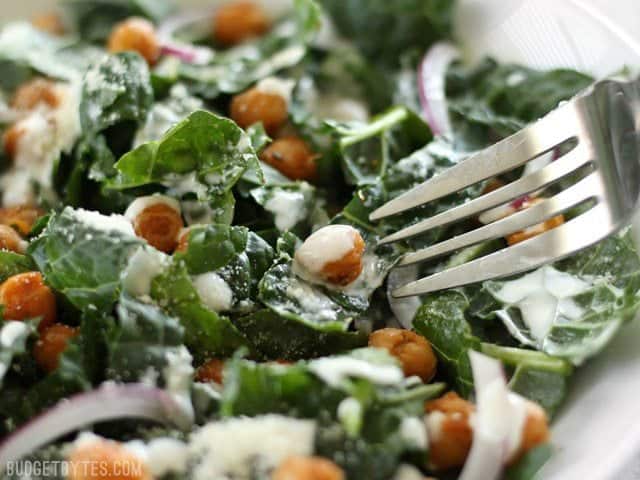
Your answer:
(0, 1), (637, 479)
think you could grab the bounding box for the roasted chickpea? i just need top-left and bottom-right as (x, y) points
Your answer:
(68, 438), (151, 480)
(131, 203), (184, 253)
(260, 137), (318, 182)
(3, 123), (25, 159)
(425, 392), (475, 471)
(272, 456), (345, 480)
(12, 78), (61, 111)
(369, 328), (437, 382)
(0, 272), (56, 332)
(321, 231), (365, 286)
(195, 358), (225, 384)
(107, 17), (160, 65)
(508, 402), (550, 464)
(230, 87), (289, 135)
(31, 12), (65, 35)
(33, 323), (78, 372)
(0, 225), (26, 253)
(213, 1), (271, 46)
(481, 178), (504, 195)
(0, 205), (45, 235)
(506, 198), (565, 246)
(295, 225), (365, 286)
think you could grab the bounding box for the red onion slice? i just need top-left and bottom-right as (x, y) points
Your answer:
(0, 383), (193, 469)
(159, 42), (214, 65)
(157, 8), (215, 65)
(459, 351), (529, 480)
(418, 42), (460, 136)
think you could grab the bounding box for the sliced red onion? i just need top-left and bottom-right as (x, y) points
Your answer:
(160, 42), (214, 65)
(418, 42), (460, 136)
(157, 8), (215, 65)
(459, 351), (529, 480)
(387, 266), (422, 329)
(0, 383), (193, 469)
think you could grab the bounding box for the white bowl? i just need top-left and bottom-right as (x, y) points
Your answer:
(3, 1), (640, 478)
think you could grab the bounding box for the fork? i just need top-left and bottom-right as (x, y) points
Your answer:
(371, 77), (640, 298)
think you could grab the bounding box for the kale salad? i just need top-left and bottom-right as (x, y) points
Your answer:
(0, 1), (637, 479)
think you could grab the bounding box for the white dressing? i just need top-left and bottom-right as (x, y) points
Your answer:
(124, 194), (181, 222)
(294, 224), (359, 276)
(121, 247), (170, 298)
(192, 272), (233, 312)
(264, 189), (307, 231)
(308, 356), (404, 387)
(255, 76), (296, 103)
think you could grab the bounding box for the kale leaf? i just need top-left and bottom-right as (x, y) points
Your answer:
(28, 207), (142, 313)
(320, 0), (454, 67)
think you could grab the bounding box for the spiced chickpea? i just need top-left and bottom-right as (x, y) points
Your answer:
(31, 12), (66, 35)
(295, 225), (365, 287)
(260, 137), (319, 182)
(0, 205), (45, 235)
(213, 1), (271, 46)
(509, 402), (550, 464)
(368, 328), (437, 382)
(126, 197), (184, 254)
(33, 324), (79, 372)
(272, 456), (345, 480)
(195, 358), (225, 384)
(230, 87), (289, 135)
(425, 392), (475, 471)
(0, 225), (26, 253)
(3, 123), (25, 159)
(107, 17), (160, 65)
(68, 438), (151, 480)
(506, 198), (565, 245)
(12, 78), (61, 111)
(0, 272), (56, 332)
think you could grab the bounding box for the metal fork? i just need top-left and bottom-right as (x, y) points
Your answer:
(371, 78), (640, 298)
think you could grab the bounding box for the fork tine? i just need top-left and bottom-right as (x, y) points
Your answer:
(391, 202), (613, 298)
(397, 171), (602, 267)
(369, 103), (579, 222)
(378, 144), (591, 245)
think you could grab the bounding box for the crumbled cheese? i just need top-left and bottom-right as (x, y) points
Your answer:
(125, 438), (190, 477)
(192, 272), (233, 312)
(70, 208), (135, 236)
(400, 417), (428, 450)
(121, 246), (170, 298)
(0, 321), (29, 348)
(124, 194), (181, 222)
(294, 224), (359, 276)
(264, 189), (307, 231)
(255, 76), (296, 103)
(163, 347), (195, 422)
(309, 356), (404, 387)
(491, 266), (591, 343)
(0, 81), (80, 206)
(190, 415), (316, 480)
